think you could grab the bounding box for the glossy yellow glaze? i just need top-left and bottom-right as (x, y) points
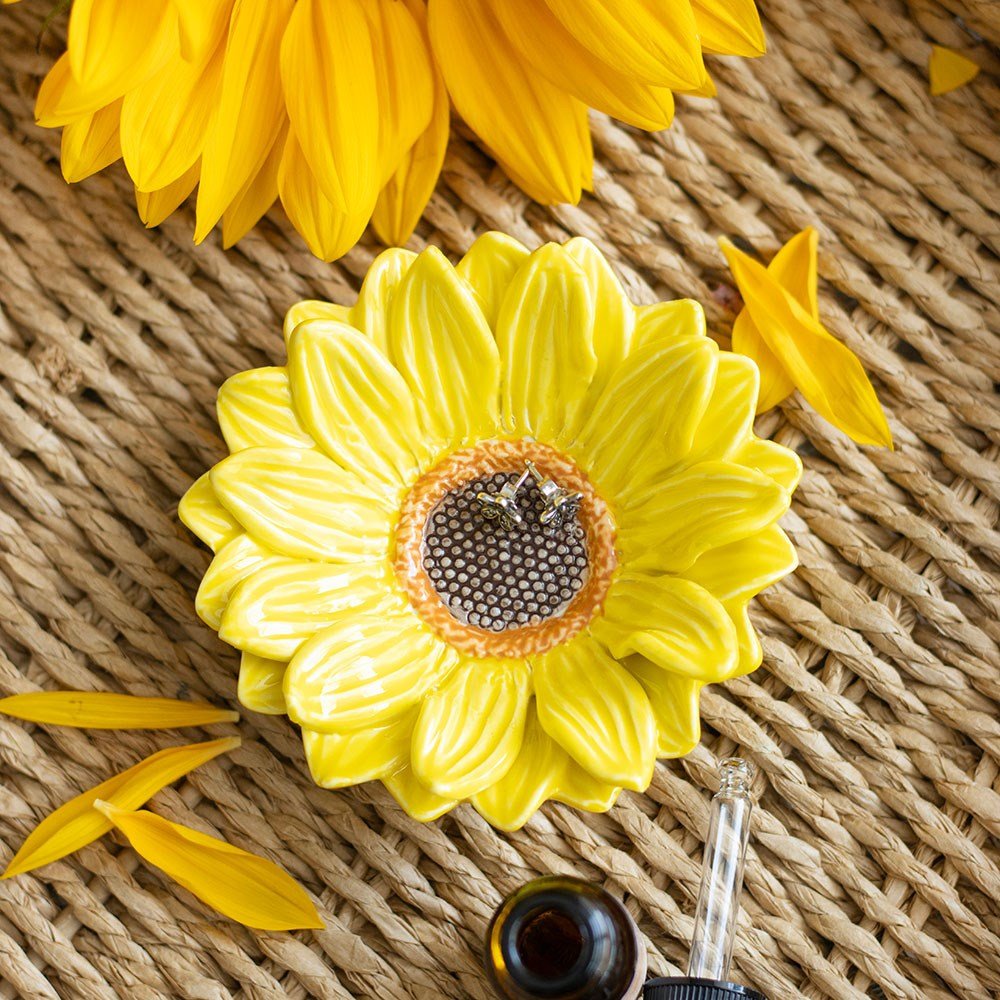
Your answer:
(181, 234), (800, 829)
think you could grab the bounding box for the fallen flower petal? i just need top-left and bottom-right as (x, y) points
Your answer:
(0, 691), (239, 729)
(928, 45), (980, 96)
(94, 800), (324, 930)
(3, 737), (240, 878)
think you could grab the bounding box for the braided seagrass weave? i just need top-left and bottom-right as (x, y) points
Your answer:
(1, 2), (998, 997)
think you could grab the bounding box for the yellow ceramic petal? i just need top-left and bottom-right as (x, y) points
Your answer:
(543, 0), (706, 90)
(555, 761), (622, 814)
(534, 635), (656, 791)
(735, 438), (803, 494)
(493, 0), (675, 131)
(690, 0), (765, 56)
(625, 657), (702, 757)
(210, 447), (393, 562)
(0, 693), (238, 729)
(929, 45), (980, 96)
(287, 320), (429, 487)
(94, 801), (323, 930)
(387, 247), (501, 446)
(284, 611), (459, 733)
(351, 247), (418, 351)
(280, 0), (378, 213)
(221, 122), (284, 248)
(429, 0), (591, 204)
(455, 232), (530, 330)
(195, 0), (292, 242)
(568, 337), (717, 498)
(720, 238), (893, 448)
(178, 471), (241, 552)
(632, 298), (706, 351)
(194, 532), (277, 631)
(278, 128), (371, 263)
(120, 33), (225, 192)
(684, 523), (797, 675)
(411, 659), (530, 800)
(620, 460), (791, 573)
(3, 737), (239, 878)
(217, 367), (314, 453)
(283, 300), (353, 346)
(496, 244), (597, 440)
(383, 765), (456, 822)
(731, 310), (795, 413)
(237, 653), (287, 715)
(592, 572), (738, 682)
(60, 100), (122, 183)
(681, 353), (758, 468)
(302, 711), (414, 788)
(471, 704), (564, 831)
(172, 0), (233, 62)
(136, 161), (200, 228)
(219, 560), (395, 660)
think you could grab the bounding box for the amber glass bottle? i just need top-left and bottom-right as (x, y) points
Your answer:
(485, 875), (645, 1000)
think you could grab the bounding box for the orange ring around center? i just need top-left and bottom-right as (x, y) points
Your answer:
(393, 439), (616, 659)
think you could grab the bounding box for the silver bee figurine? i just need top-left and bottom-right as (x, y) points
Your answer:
(526, 461), (584, 530)
(475, 468), (532, 531)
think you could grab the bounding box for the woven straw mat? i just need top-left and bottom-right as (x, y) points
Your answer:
(1, 2), (999, 998)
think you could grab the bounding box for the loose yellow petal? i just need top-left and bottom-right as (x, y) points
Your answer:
(222, 122), (285, 248)
(731, 311), (794, 413)
(429, 0), (591, 204)
(216, 367), (314, 452)
(237, 653), (287, 715)
(60, 100), (122, 183)
(387, 247), (501, 446)
(196, 0), (293, 242)
(351, 247), (418, 351)
(178, 470), (241, 552)
(455, 232), (530, 330)
(280, 0), (379, 213)
(195, 532), (277, 631)
(303, 710), (414, 788)
(626, 658), (702, 757)
(929, 45), (980, 96)
(411, 659), (530, 800)
(690, 0), (765, 57)
(720, 237), (893, 447)
(383, 765), (456, 822)
(136, 161), (200, 228)
(94, 801), (323, 930)
(3, 737), (239, 878)
(0, 692), (238, 729)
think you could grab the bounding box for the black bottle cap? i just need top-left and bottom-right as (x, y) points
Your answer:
(643, 977), (766, 1000)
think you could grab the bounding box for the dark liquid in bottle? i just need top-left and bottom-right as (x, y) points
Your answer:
(516, 908), (585, 980)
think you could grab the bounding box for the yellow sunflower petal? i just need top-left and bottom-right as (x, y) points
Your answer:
(684, 523), (797, 675)
(620, 460), (791, 573)
(681, 352), (758, 467)
(237, 653), (287, 715)
(195, 0), (292, 242)
(429, 0), (591, 204)
(625, 658), (702, 757)
(411, 659), (530, 800)
(929, 45), (980, 96)
(543, 0), (706, 90)
(287, 320), (429, 487)
(60, 100), (122, 183)
(37, 52), (149, 129)
(471, 705), (564, 831)
(351, 247), (418, 351)
(195, 533), (277, 631)
(455, 232), (531, 330)
(303, 711), (414, 788)
(178, 471), (240, 552)
(734, 438), (803, 494)
(280, 0), (378, 213)
(0, 693), (238, 729)
(136, 161), (199, 228)
(493, 0), (675, 130)
(383, 765), (456, 822)
(720, 237), (892, 448)
(592, 572), (738, 682)
(496, 244), (597, 439)
(284, 611), (459, 733)
(172, 0), (234, 62)
(388, 247), (501, 446)
(534, 635), (656, 791)
(283, 300), (353, 346)
(2, 737), (239, 878)
(210, 447), (393, 562)
(632, 298), (706, 351)
(568, 337), (716, 497)
(219, 560), (395, 660)
(217, 367), (314, 453)
(221, 122), (284, 247)
(731, 311), (795, 413)
(690, 0), (765, 57)
(94, 801), (323, 930)
(278, 129), (370, 262)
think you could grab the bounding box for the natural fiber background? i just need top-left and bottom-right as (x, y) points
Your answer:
(1, 1), (998, 998)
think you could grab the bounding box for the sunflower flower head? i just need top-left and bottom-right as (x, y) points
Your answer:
(180, 234), (799, 830)
(30, 0), (764, 260)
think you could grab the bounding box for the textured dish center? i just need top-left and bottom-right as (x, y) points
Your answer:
(394, 439), (617, 659)
(421, 472), (589, 632)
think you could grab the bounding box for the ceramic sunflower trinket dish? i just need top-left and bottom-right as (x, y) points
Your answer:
(180, 234), (800, 830)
